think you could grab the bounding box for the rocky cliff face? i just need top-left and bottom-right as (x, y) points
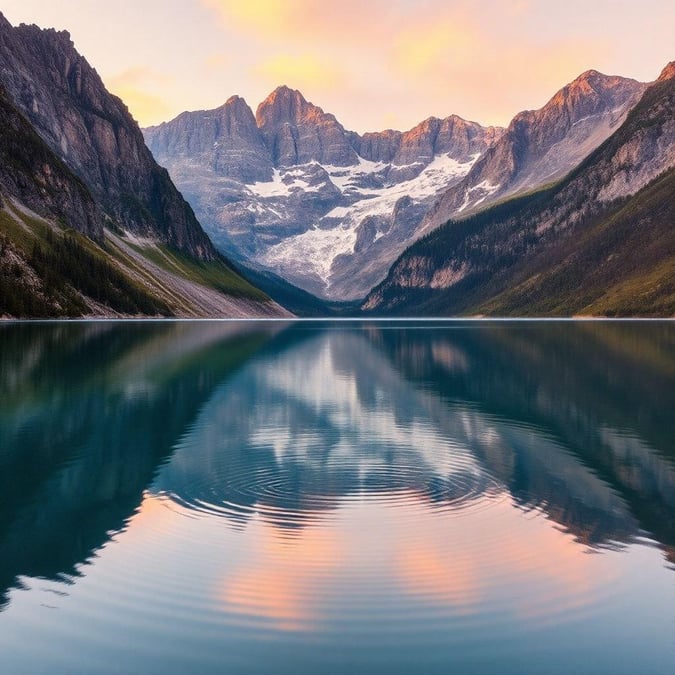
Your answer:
(256, 85), (358, 167)
(421, 70), (647, 233)
(0, 13), (216, 260)
(352, 129), (402, 164)
(0, 13), (285, 319)
(0, 85), (102, 240)
(145, 87), (501, 299)
(398, 115), (499, 166)
(147, 96), (273, 184)
(363, 63), (675, 316)
(353, 115), (500, 169)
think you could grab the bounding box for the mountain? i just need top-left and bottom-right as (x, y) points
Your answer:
(145, 71), (646, 302)
(144, 87), (502, 300)
(0, 14), (217, 259)
(421, 70), (647, 231)
(363, 63), (675, 317)
(256, 85), (358, 167)
(0, 14), (286, 318)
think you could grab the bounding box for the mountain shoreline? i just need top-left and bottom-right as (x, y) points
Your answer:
(0, 13), (288, 319)
(363, 64), (675, 318)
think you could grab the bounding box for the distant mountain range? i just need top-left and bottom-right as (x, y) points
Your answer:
(0, 13), (286, 318)
(420, 70), (647, 230)
(363, 63), (675, 317)
(144, 88), (502, 300)
(0, 11), (673, 318)
(144, 69), (654, 303)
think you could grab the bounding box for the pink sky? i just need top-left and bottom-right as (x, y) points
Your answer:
(3, 1), (673, 131)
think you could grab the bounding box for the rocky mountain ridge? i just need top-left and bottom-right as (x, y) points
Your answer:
(363, 62), (675, 317)
(0, 13), (216, 260)
(145, 70), (647, 300)
(256, 85), (359, 167)
(0, 13), (286, 318)
(145, 86), (502, 299)
(421, 69), (647, 232)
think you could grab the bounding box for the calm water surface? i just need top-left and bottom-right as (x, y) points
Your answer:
(1, 320), (674, 674)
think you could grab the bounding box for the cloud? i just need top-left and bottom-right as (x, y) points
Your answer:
(203, 52), (230, 73)
(197, 0), (649, 130)
(106, 67), (174, 125)
(392, 14), (479, 77)
(108, 66), (174, 89)
(509, 0), (531, 13)
(419, 39), (608, 124)
(199, 0), (611, 128)
(201, 0), (391, 44)
(3, 0), (672, 132)
(384, 5), (611, 124)
(252, 53), (347, 92)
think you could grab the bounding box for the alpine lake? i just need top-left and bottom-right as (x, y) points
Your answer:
(1, 319), (674, 675)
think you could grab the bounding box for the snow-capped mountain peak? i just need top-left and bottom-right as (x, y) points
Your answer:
(143, 71), (645, 301)
(145, 90), (500, 299)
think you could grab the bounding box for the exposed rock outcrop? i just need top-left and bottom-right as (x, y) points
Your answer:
(0, 84), (102, 240)
(0, 13), (217, 260)
(256, 85), (358, 167)
(363, 65), (675, 316)
(144, 88), (501, 299)
(146, 96), (273, 183)
(421, 70), (647, 233)
(395, 115), (499, 166)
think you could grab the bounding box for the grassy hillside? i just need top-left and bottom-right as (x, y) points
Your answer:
(0, 200), (278, 318)
(0, 205), (171, 317)
(125, 243), (268, 302)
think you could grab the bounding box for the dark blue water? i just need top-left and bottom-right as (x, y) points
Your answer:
(1, 320), (674, 674)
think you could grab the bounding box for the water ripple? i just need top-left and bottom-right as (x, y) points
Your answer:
(157, 428), (505, 527)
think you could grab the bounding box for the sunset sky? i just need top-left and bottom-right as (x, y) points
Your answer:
(3, 1), (673, 132)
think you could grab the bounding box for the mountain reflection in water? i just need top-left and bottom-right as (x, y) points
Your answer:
(0, 320), (674, 675)
(0, 321), (280, 609)
(153, 322), (675, 560)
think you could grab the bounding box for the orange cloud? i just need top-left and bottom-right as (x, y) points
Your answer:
(386, 7), (609, 125)
(106, 67), (173, 125)
(3, 0), (671, 133)
(201, 0), (391, 43)
(392, 12), (480, 76)
(509, 0), (531, 13)
(253, 53), (346, 92)
(203, 52), (230, 73)
(206, 0), (292, 36)
(199, 0), (611, 128)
